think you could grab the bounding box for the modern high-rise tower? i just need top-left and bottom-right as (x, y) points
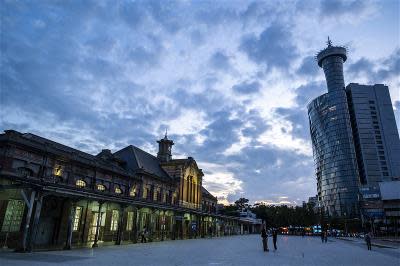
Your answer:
(308, 39), (400, 220)
(346, 83), (400, 185)
(308, 39), (360, 218)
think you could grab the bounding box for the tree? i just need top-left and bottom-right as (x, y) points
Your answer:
(234, 198), (249, 210)
(251, 204), (319, 228)
(218, 204), (240, 217)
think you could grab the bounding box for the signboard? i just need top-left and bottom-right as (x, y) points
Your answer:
(191, 222), (197, 231)
(360, 186), (381, 199)
(364, 211), (384, 218)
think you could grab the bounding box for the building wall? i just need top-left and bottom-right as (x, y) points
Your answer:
(347, 83), (400, 184)
(0, 130), (250, 251)
(162, 161), (203, 210)
(202, 196), (217, 213)
(308, 90), (360, 218)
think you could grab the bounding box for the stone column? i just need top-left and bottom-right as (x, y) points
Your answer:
(116, 206), (126, 245)
(183, 177), (187, 203)
(92, 201), (104, 248)
(27, 193), (44, 252)
(133, 208), (139, 243)
(196, 183), (198, 206)
(64, 200), (77, 250)
(20, 190), (36, 252)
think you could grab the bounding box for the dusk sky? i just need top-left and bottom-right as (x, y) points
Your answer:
(1, 0), (399, 205)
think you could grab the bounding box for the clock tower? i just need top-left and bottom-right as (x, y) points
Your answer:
(157, 131), (174, 162)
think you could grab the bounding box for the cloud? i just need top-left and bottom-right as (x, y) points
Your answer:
(294, 82), (326, 107)
(209, 51), (232, 71)
(347, 57), (374, 77)
(319, 0), (378, 22)
(118, 1), (147, 28)
(297, 56), (320, 77)
(394, 101), (400, 127)
(240, 23), (298, 70)
(200, 161), (243, 205)
(232, 81), (261, 94)
(346, 48), (400, 102)
(270, 81), (325, 141)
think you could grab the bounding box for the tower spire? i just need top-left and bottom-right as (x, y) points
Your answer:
(157, 131), (174, 162)
(327, 36), (332, 47)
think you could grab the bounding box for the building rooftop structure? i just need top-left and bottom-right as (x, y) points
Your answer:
(114, 145), (173, 181)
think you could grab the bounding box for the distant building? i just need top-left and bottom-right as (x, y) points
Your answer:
(307, 196), (318, 207)
(306, 196), (320, 214)
(238, 208), (262, 234)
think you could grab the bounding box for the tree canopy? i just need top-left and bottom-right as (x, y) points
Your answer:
(218, 198), (319, 227)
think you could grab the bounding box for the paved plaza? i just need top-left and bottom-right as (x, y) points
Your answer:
(0, 235), (398, 266)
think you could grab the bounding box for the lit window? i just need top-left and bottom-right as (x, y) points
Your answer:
(129, 186), (136, 197)
(76, 179), (86, 188)
(97, 184), (106, 191)
(143, 186), (148, 199)
(1, 200), (25, 232)
(115, 187), (122, 194)
(110, 210), (119, 231)
(54, 165), (63, 176)
(126, 211), (134, 231)
(153, 190), (159, 201)
(73, 206), (82, 231)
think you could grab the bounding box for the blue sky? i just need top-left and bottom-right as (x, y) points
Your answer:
(1, 0), (399, 205)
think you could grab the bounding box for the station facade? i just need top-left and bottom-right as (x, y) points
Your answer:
(0, 130), (260, 251)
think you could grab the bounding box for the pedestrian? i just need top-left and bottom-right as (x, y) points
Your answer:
(141, 226), (147, 243)
(272, 229), (278, 251)
(321, 231), (324, 243)
(324, 230), (328, 243)
(261, 227), (269, 252)
(208, 226), (213, 238)
(365, 232), (372, 250)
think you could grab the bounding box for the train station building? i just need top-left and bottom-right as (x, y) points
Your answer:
(0, 130), (261, 251)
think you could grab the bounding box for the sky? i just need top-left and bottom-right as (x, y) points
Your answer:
(1, 0), (399, 205)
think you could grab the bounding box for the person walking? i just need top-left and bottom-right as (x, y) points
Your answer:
(261, 228), (269, 252)
(272, 229), (278, 251)
(208, 226), (213, 238)
(141, 226), (147, 243)
(321, 231), (324, 243)
(324, 230), (328, 243)
(365, 232), (372, 250)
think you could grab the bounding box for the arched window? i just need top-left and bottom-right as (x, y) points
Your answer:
(53, 165), (63, 176)
(97, 184), (106, 191)
(129, 186), (137, 197)
(76, 179), (86, 188)
(115, 186), (122, 194)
